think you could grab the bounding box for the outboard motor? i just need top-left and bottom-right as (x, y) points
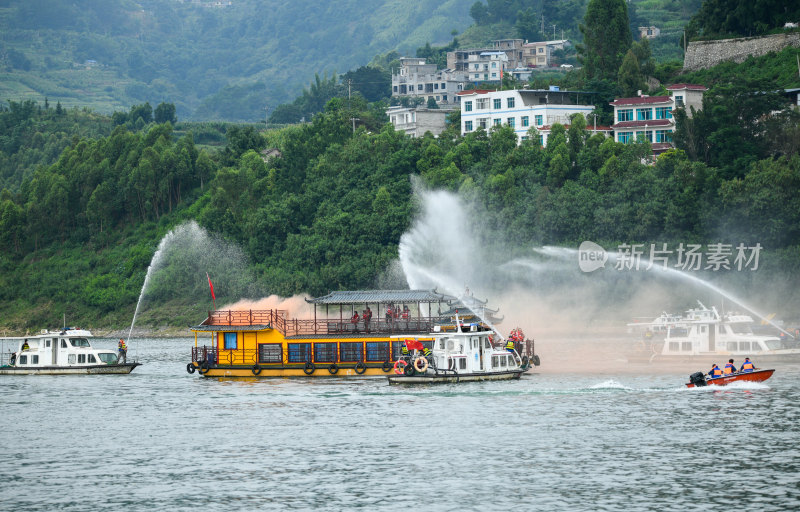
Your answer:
(689, 371), (707, 387)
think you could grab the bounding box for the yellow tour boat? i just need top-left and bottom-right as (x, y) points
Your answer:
(187, 289), (513, 378)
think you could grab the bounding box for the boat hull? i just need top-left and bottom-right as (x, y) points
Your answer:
(193, 363), (396, 378)
(685, 368), (774, 388)
(388, 370), (524, 384)
(0, 363), (140, 375)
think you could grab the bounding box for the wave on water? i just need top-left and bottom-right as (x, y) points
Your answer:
(684, 380), (772, 392)
(589, 379), (631, 390)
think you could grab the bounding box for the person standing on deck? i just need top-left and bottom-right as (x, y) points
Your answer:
(117, 339), (127, 363)
(351, 311), (360, 333)
(740, 357), (756, 373)
(364, 307), (372, 332)
(723, 359), (737, 375)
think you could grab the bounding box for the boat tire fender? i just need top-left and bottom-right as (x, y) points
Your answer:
(199, 360), (211, 374)
(404, 362), (416, 376)
(382, 361), (393, 373)
(414, 357), (429, 373)
(328, 363), (339, 375)
(303, 362), (315, 375)
(532, 355), (541, 366)
(521, 355), (529, 368)
(186, 363), (196, 374)
(251, 363), (262, 376)
(354, 362), (367, 374)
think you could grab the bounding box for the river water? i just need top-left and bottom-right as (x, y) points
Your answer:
(2, 337), (799, 511)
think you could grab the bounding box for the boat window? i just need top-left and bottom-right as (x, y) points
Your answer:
(471, 337), (478, 349)
(492, 355), (498, 367)
(366, 342), (390, 361)
(739, 342), (751, 352)
(258, 343), (282, 363)
(459, 358), (467, 370)
(700, 325), (707, 333)
(70, 338), (90, 347)
(314, 343), (337, 363)
(669, 342), (680, 352)
(765, 340), (783, 351)
(339, 342), (363, 362)
(437, 339), (445, 350)
(45, 339), (51, 348)
(78, 354), (86, 364)
(287, 343), (312, 363)
(68, 354), (76, 364)
(98, 353), (117, 364)
(392, 341), (406, 360)
(222, 332), (237, 350)
(61, 339), (68, 348)
(730, 323), (752, 334)
(681, 342), (691, 351)
(501, 356), (507, 367)
(483, 338), (491, 349)
(87, 354), (96, 363)
(31, 355), (39, 364)
(19, 355), (27, 364)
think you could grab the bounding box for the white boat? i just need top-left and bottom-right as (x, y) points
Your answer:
(629, 302), (800, 363)
(387, 322), (531, 384)
(0, 328), (140, 375)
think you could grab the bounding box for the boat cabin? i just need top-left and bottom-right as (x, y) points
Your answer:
(2, 328), (118, 368)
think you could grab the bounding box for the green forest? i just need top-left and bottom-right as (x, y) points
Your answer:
(1, 0), (799, 332)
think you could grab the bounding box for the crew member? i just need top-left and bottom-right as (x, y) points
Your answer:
(422, 345), (432, 358)
(364, 307), (372, 332)
(351, 311), (360, 332)
(740, 357), (756, 373)
(400, 340), (409, 357)
(505, 339), (515, 353)
(386, 306), (393, 324)
(723, 358), (737, 375)
(708, 364), (723, 378)
(21, 339), (30, 351)
(117, 339), (127, 363)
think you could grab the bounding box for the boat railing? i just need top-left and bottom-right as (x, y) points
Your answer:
(201, 309), (440, 336)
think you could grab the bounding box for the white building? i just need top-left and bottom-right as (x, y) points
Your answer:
(458, 87), (596, 143)
(391, 57), (469, 106)
(387, 106), (457, 138)
(521, 40), (571, 68)
(609, 83), (707, 155)
(465, 52), (509, 83)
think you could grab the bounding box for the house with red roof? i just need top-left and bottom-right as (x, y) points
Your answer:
(610, 84), (707, 155)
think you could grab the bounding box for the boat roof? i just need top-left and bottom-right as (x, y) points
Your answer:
(307, 289), (456, 305)
(0, 327), (93, 340)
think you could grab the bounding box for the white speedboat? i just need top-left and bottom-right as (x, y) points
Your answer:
(0, 328), (140, 375)
(387, 321), (531, 384)
(630, 302), (800, 363)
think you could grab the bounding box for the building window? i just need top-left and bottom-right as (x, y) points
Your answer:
(617, 109), (633, 122)
(507, 97), (515, 108)
(538, 47), (544, 53)
(223, 332), (237, 350)
(674, 95), (684, 107)
(473, 63), (479, 70)
(434, 83), (439, 90)
(490, 73), (497, 78)
(417, 84), (423, 91)
(479, 118), (489, 129)
(465, 120), (473, 132)
(493, 98), (501, 109)
(258, 343), (282, 363)
(507, 117), (515, 128)
(484, 73), (488, 80)
(442, 95), (447, 102)
(287, 343), (312, 363)
(314, 343), (337, 363)
(636, 131), (653, 142)
(493, 118), (501, 126)
(636, 108), (652, 121)
(476, 98), (488, 109)
(491, 62), (496, 68)
(535, 114), (543, 126)
(441, 83), (446, 89)
(464, 101), (472, 112)
(655, 107), (673, 120)
(618, 131), (633, 143)
(521, 116), (529, 127)
(655, 130), (673, 143)
(393, 86), (397, 92)
(366, 342), (390, 362)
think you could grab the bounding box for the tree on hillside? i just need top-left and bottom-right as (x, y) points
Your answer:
(618, 49), (646, 97)
(515, 8), (542, 41)
(154, 102), (177, 124)
(685, 0), (800, 39)
(578, 0), (632, 81)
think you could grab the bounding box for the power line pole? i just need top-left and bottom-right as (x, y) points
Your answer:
(350, 117), (359, 134)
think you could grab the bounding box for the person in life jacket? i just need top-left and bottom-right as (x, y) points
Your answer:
(422, 346), (432, 358)
(21, 339), (30, 351)
(351, 311), (360, 332)
(400, 340), (409, 357)
(117, 339), (127, 363)
(740, 357), (756, 373)
(505, 339), (515, 352)
(723, 359), (737, 375)
(708, 364), (723, 378)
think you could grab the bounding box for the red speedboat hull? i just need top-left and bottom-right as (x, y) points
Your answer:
(686, 369), (775, 388)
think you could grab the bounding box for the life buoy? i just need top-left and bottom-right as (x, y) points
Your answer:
(414, 357), (429, 373)
(328, 363), (339, 375)
(303, 362), (315, 375)
(393, 359), (407, 375)
(382, 361), (392, 373)
(199, 360), (211, 374)
(251, 363), (262, 375)
(186, 363), (196, 374)
(354, 362), (366, 374)
(532, 354), (541, 366)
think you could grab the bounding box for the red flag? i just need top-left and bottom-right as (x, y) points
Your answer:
(206, 273), (216, 300)
(405, 338), (424, 351)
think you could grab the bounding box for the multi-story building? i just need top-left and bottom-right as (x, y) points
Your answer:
(447, 39), (525, 75)
(386, 106), (457, 138)
(465, 52), (509, 83)
(521, 40), (571, 68)
(609, 83), (707, 154)
(458, 87), (596, 143)
(391, 57), (469, 106)
(639, 26), (661, 39)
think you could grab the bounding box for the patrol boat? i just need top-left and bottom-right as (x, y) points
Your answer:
(0, 328), (140, 375)
(387, 317), (533, 384)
